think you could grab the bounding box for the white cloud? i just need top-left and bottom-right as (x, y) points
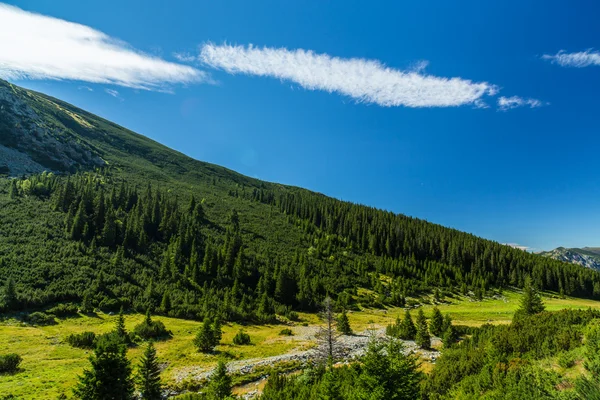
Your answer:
(78, 85), (93, 92)
(498, 96), (546, 111)
(105, 88), (120, 98)
(0, 3), (206, 90)
(542, 50), (600, 68)
(504, 243), (531, 252)
(200, 43), (499, 108)
(173, 52), (197, 63)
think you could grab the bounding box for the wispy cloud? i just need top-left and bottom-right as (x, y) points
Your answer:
(0, 3), (207, 90)
(200, 43), (500, 108)
(498, 96), (547, 111)
(105, 88), (120, 98)
(504, 243), (533, 252)
(542, 50), (600, 68)
(173, 52), (197, 63)
(78, 85), (93, 92)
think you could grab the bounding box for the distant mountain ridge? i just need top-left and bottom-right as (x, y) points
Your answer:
(539, 247), (600, 271)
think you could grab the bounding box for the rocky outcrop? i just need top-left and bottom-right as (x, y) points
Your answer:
(539, 247), (600, 271)
(0, 80), (105, 174)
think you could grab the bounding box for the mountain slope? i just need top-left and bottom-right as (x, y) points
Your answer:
(1, 78), (600, 319)
(539, 247), (600, 271)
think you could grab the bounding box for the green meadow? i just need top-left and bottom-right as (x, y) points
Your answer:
(2, 290), (600, 399)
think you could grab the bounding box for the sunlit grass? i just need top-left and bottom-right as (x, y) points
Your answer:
(3, 290), (600, 398)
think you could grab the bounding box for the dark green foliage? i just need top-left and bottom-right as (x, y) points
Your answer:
(194, 318), (221, 353)
(336, 310), (352, 335)
(136, 342), (163, 400)
(279, 328), (293, 336)
(415, 309), (431, 349)
(232, 330), (251, 345)
(25, 311), (56, 326)
(386, 310), (417, 340)
(66, 332), (97, 349)
(429, 307), (444, 337)
(134, 310), (172, 341)
(1, 277), (17, 310)
(206, 360), (232, 400)
(441, 325), (458, 349)
(47, 303), (79, 317)
(424, 308), (600, 399)
(73, 335), (134, 399)
(114, 307), (130, 344)
(0, 354), (22, 374)
(259, 337), (422, 400)
(516, 276), (546, 318)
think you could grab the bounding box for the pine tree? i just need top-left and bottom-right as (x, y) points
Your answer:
(70, 200), (87, 240)
(81, 292), (93, 314)
(336, 310), (352, 335)
(206, 360), (232, 400)
(194, 317), (216, 353)
(398, 310), (417, 340)
(160, 291), (171, 314)
(2, 277), (17, 310)
(517, 276), (545, 316)
(114, 306), (129, 343)
(442, 325), (458, 349)
(429, 307), (444, 337)
(102, 207), (117, 247)
(213, 317), (223, 345)
(73, 337), (134, 399)
(415, 309), (430, 349)
(136, 342), (162, 400)
(9, 180), (17, 199)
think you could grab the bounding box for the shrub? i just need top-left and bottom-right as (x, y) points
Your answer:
(279, 328), (293, 336)
(47, 303), (79, 317)
(233, 330), (251, 345)
(66, 332), (96, 349)
(133, 311), (171, 340)
(0, 354), (22, 374)
(558, 352), (576, 369)
(286, 311), (300, 322)
(25, 312), (55, 326)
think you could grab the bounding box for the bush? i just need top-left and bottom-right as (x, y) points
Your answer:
(47, 303), (79, 317)
(133, 314), (171, 341)
(0, 354), (22, 373)
(233, 330), (251, 345)
(286, 311), (300, 322)
(279, 328), (293, 336)
(558, 351), (576, 369)
(66, 332), (96, 349)
(25, 312), (55, 326)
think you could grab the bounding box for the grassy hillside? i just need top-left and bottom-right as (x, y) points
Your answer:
(1, 78), (600, 320)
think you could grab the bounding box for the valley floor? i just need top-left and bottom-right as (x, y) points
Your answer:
(1, 289), (600, 399)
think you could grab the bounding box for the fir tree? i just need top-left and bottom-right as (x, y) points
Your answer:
(136, 342), (162, 400)
(429, 307), (444, 337)
(415, 309), (430, 349)
(398, 310), (417, 340)
(114, 306), (129, 343)
(73, 336), (134, 399)
(336, 310), (352, 335)
(517, 276), (545, 316)
(194, 317), (216, 353)
(2, 277), (17, 310)
(160, 291), (171, 314)
(206, 360), (232, 400)
(70, 200), (87, 240)
(442, 325), (458, 349)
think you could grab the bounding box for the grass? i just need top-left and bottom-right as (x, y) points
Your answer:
(3, 290), (600, 399)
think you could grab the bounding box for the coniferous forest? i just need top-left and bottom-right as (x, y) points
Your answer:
(2, 79), (600, 399)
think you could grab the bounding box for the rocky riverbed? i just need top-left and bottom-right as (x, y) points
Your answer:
(173, 327), (441, 399)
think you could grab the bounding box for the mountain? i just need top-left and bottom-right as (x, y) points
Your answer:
(1, 78), (600, 318)
(539, 247), (600, 271)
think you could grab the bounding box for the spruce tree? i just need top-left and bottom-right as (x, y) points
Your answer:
(194, 317), (216, 353)
(73, 337), (134, 399)
(70, 200), (87, 240)
(2, 277), (17, 310)
(429, 307), (444, 337)
(336, 310), (352, 335)
(212, 317), (223, 345)
(399, 310), (417, 340)
(518, 276), (545, 316)
(442, 325), (458, 349)
(136, 342), (162, 400)
(206, 360), (232, 400)
(114, 306), (129, 343)
(415, 309), (430, 349)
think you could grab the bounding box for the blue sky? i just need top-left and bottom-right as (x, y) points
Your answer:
(1, 1), (600, 251)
